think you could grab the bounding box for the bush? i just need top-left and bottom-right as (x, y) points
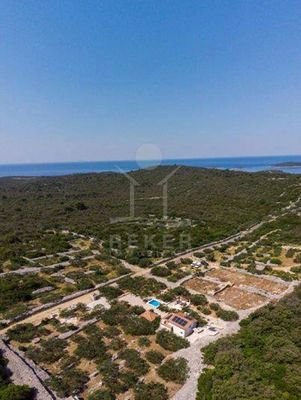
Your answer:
(285, 248), (296, 258)
(110, 338), (125, 351)
(135, 382), (168, 400)
(291, 265), (301, 273)
(7, 323), (38, 343)
(118, 276), (166, 297)
(0, 384), (34, 400)
(26, 338), (67, 364)
(145, 350), (165, 364)
(180, 258), (192, 265)
(151, 266), (170, 277)
(191, 294), (208, 306)
(166, 261), (176, 269)
(216, 309), (239, 321)
(209, 303), (220, 311)
(97, 360), (124, 394)
(74, 334), (107, 361)
(88, 389), (116, 400)
(47, 368), (89, 397)
(122, 315), (159, 336)
(270, 258), (282, 265)
(193, 252), (205, 258)
(201, 306), (211, 315)
(118, 349), (150, 376)
(209, 303), (239, 321)
(294, 253), (301, 263)
(157, 357), (189, 384)
(99, 286), (123, 300)
(156, 330), (189, 351)
(103, 326), (121, 338)
(184, 308), (207, 326)
(138, 337), (151, 347)
(270, 269), (295, 281)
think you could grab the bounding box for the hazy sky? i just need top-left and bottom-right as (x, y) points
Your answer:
(1, 0), (301, 164)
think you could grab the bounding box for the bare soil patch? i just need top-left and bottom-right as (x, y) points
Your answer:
(184, 278), (219, 294)
(215, 286), (267, 310)
(207, 268), (288, 295)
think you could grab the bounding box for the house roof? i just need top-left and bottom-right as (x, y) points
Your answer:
(165, 312), (197, 330)
(140, 309), (158, 322)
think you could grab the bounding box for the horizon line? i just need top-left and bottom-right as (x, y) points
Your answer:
(1, 154), (301, 167)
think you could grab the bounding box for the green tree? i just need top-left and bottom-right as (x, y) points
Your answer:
(135, 382), (168, 400)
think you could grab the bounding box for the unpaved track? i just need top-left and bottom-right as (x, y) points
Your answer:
(0, 339), (59, 400)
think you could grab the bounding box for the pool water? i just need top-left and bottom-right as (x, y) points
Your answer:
(148, 299), (161, 308)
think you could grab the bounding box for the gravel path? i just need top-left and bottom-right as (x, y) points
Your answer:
(172, 319), (241, 400)
(172, 279), (298, 400)
(0, 339), (59, 400)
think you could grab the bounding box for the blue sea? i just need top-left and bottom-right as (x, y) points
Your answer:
(0, 155), (301, 177)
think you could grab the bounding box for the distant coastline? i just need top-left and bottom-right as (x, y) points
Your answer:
(273, 161), (301, 167)
(0, 155), (301, 177)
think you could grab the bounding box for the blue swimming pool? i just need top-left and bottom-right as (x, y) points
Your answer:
(148, 299), (161, 308)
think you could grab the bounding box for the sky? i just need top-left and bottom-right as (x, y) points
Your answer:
(1, 0), (301, 164)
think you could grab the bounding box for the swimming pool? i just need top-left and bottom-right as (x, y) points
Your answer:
(148, 299), (161, 308)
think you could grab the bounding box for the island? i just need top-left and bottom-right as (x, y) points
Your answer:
(273, 161), (301, 167)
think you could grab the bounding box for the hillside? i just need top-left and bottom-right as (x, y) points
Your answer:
(0, 166), (300, 264)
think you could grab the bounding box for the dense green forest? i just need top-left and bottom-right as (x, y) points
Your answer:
(196, 285), (301, 400)
(0, 166), (300, 264)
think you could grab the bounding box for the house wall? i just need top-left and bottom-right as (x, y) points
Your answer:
(170, 324), (186, 337)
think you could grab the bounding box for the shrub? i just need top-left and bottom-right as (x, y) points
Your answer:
(209, 303), (220, 311)
(99, 286), (123, 300)
(216, 308), (239, 321)
(185, 308), (207, 326)
(156, 330), (189, 351)
(285, 248), (296, 258)
(270, 258), (282, 265)
(270, 270), (295, 281)
(46, 368), (89, 397)
(97, 360), (124, 394)
(26, 338), (67, 364)
(118, 276), (166, 297)
(118, 349), (150, 376)
(191, 294), (208, 306)
(157, 357), (189, 384)
(138, 337), (151, 347)
(74, 335), (107, 361)
(0, 384), (34, 400)
(88, 390), (116, 400)
(209, 303), (239, 321)
(166, 261), (176, 269)
(159, 290), (176, 302)
(201, 306), (211, 315)
(135, 382), (168, 400)
(180, 258), (192, 265)
(193, 252), (205, 258)
(294, 253), (301, 263)
(151, 266), (170, 277)
(145, 350), (165, 364)
(122, 315), (158, 336)
(110, 338), (125, 351)
(7, 323), (38, 343)
(291, 265), (301, 273)
(103, 326), (121, 338)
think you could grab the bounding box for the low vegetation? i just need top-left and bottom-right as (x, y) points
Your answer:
(156, 330), (189, 352)
(157, 357), (189, 384)
(197, 285), (301, 400)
